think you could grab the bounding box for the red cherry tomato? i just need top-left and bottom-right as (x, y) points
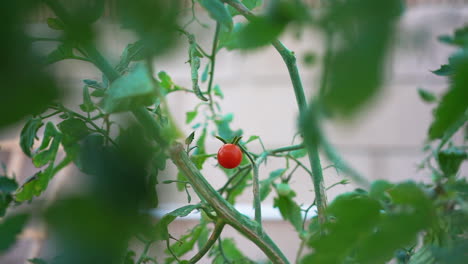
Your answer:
(217, 144), (243, 169)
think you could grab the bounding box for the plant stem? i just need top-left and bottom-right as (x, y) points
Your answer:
(136, 240), (154, 264)
(240, 145), (262, 228)
(189, 219), (225, 263)
(269, 144), (304, 154)
(46, 3), (288, 262)
(224, 0), (328, 224)
(207, 22), (220, 95)
(170, 143), (289, 264)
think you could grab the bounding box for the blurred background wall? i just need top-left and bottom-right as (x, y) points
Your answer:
(1, 0), (468, 263)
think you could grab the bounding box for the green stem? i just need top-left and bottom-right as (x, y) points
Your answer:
(224, 0), (327, 224)
(207, 22), (220, 95)
(189, 219), (225, 263)
(170, 143), (289, 264)
(240, 145), (262, 227)
(136, 240), (154, 264)
(269, 144), (304, 154)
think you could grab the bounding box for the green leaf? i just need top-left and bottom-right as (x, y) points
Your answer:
(198, 0), (233, 30)
(46, 43), (75, 64)
(186, 111), (197, 124)
(38, 122), (60, 151)
(153, 205), (201, 241)
(166, 224), (204, 261)
(259, 181), (272, 201)
(237, 16), (285, 49)
(0, 214), (29, 252)
(201, 63), (210, 83)
(245, 135), (259, 144)
(185, 131), (195, 145)
(305, 193), (382, 263)
(46, 17), (64, 30)
(158, 71), (174, 93)
(101, 63), (156, 113)
(115, 40), (146, 72)
(32, 134), (61, 168)
(417, 88), (437, 103)
(428, 54), (468, 139)
(432, 64), (453, 76)
(210, 238), (255, 264)
(20, 117), (43, 157)
(273, 195), (303, 232)
(322, 0), (403, 117)
(58, 118), (90, 156)
(0, 176), (19, 193)
(15, 165), (55, 202)
(215, 113), (243, 140)
(80, 85), (96, 112)
(369, 180), (394, 202)
(58, 118), (90, 142)
(90, 89), (106, 97)
(438, 26), (468, 47)
(213, 84), (224, 99)
(437, 147), (467, 176)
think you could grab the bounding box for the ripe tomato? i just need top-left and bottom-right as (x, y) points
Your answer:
(217, 144), (243, 169)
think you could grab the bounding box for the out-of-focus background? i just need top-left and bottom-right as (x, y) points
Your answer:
(1, 0), (468, 263)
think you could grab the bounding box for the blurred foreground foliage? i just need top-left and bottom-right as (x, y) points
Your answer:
(0, 0), (467, 264)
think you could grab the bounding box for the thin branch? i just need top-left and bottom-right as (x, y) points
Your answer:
(240, 145), (262, 227)
(136, 239), (154, 264)
(189, 219), (225, 263)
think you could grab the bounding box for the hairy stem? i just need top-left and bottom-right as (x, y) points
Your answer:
(240, 145), (262, 228)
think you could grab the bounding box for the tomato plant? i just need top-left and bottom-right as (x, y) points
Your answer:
(0, 0), (467, 264)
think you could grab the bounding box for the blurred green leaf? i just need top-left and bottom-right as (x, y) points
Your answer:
(185, 131), (195, 145)
(437, 147), (467, 177)
(33, 133), (61, 168)
(58, 118), (90, 157)
(20, 117), (43, 157)
(305, 193), (382, 263)
(116, 40), (146, 73)
(158, 71), (174, 94)
(46, 17), (65, 30)
(176, 171), (187, 192)
(418, 88), (437, 103)
(369, 180), (394, 202)
(0, 177), (18, 193)
(201, 63), (209, 83)
(429, 51), (468, 140)
(213, 84), (224, 99)
(432, 64), (453, 76)
(438, 27), (468, 47)
(0, 214), (28, 252)
(101, 63), (156, 113)
(321, 0), (403, 116)
(80, 86), (96, 112)
(198, 0), (233, 30)
(215, 113), (243, 140)
(186, 111), (198, 124)
(237, 16), (285, 49)
(116, 0), (180, 57)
